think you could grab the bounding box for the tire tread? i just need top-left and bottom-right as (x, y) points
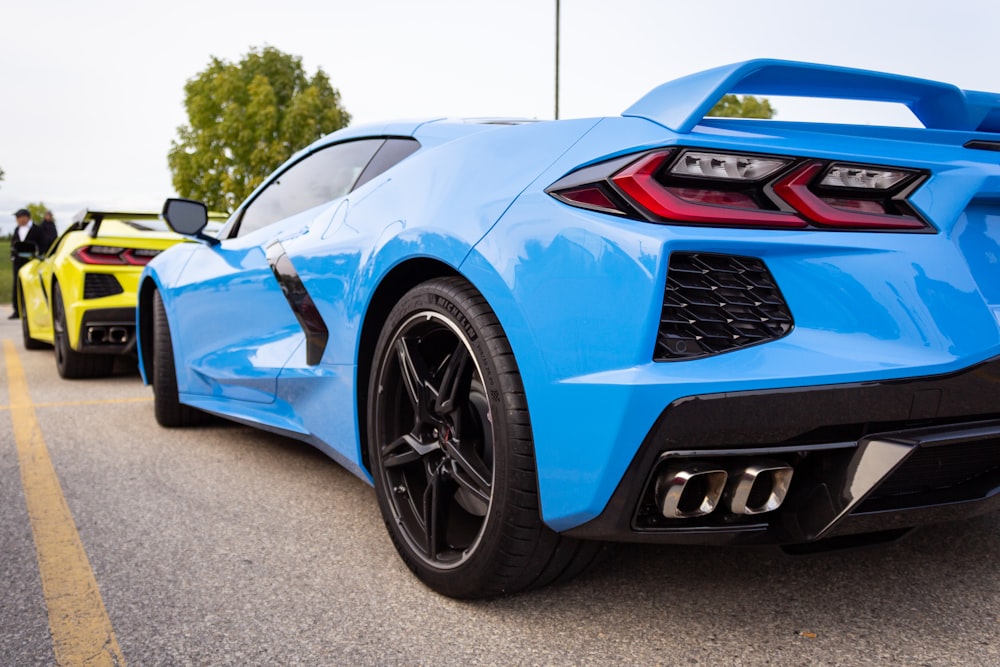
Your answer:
(52, 283), (113, 379)
(152, 290), (210, 427)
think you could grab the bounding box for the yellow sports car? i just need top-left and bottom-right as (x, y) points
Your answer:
(17, 209), (223, 378)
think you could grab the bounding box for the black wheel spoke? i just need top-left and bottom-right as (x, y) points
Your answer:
(382, 434), (437, 468)
(53, 294), (65, 334)
(434, 342), (472, 416)
(395, 336), (438, 425)
(446, 437), (491, 514)
(422, 461), (448, 559)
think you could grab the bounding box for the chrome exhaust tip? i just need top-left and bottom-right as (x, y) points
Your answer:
(727, 461), (794, 515)
(109, 327), (129, 344)
(655, 464), (727, 518)
(86, 326), (107, 344)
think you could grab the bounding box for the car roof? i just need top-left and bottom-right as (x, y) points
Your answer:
(298, 117), (539, 156)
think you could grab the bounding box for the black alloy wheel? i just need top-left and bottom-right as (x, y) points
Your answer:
(52, 282), (113, 379)
(377, 310), (495, 569)
(368, 277), (604, 598)
(151, 289), (209, 427)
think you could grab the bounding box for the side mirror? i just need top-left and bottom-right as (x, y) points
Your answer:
(12, 240), (39, 259)
(163, 198), (209, 235)
(162, 198), (219, 246)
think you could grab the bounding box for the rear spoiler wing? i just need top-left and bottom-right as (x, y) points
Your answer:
(623, 59), (1000, 134)
(70, 209), (170, 238)
(69, 208), (228, 239)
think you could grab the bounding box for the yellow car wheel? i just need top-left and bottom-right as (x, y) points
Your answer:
(52, 282), (114, 379)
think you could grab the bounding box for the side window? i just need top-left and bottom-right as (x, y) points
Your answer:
(46, 230), (70, 258)
(352, 138), (421, 190)
(237, 138), (384, 237)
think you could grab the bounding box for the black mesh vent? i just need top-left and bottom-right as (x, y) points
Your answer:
(654, 252), (793, 361)
(83, 273), (124, 300)
(865, 439), (1000, 504)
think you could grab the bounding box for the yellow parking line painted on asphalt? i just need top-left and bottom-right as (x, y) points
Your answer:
(3, 340), (126, 666)
(0, 396), (154, 411)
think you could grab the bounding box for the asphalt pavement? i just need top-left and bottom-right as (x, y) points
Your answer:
(2, 309), (999, 666)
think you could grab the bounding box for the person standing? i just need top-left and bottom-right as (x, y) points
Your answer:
(9, 208), (47, 319)
(39, 210), (57, 254)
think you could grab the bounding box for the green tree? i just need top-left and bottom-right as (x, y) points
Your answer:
(168, 46), (351, 212)
(708, 94), (776, 119)
(26, 202), (48, 222)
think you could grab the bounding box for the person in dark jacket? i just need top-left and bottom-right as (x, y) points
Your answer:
(9, 209), (47, 319)
(39, 210), (57, 254)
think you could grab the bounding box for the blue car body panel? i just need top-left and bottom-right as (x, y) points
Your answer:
(140, 60), (1000, 536)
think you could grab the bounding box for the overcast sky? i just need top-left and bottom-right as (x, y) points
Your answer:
(2, 0), (998, 234)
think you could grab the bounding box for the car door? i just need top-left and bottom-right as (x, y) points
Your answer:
(23, 227), (74, 338)
(169, 138), (386, 403)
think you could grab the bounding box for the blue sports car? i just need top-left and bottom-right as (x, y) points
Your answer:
(140, 60), (1000, 597)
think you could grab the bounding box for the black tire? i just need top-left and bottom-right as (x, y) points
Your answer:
(52, 282), (113, 379)
(368, 277), (605, 598)
(151, 290), (209, 427)
(19, 282), (50, 350)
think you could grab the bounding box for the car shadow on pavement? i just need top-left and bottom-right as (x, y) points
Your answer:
(470, 514), (1000, 661)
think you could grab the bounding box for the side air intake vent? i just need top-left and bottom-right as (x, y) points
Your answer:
(83, 273), (124, 300)
(654, 252), (793, 361)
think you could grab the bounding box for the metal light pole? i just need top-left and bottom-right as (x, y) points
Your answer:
(555, 0), (560, 120)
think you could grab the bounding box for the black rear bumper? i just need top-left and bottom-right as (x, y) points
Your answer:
(564, 355), (1000, 544)
(77, 307), (136, 355)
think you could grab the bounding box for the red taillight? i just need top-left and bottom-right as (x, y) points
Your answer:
(772, 162), (926, 230)
(123, 248), (160, 265)
(548, 148), (930, 232)
(553, 186), (623, 214)
(73, 246), (160, 265)
(820, 198), (885, 214)
(611, 151), (807, 228)
(667, 188), (759, 210)
(73, 246), (126, 265)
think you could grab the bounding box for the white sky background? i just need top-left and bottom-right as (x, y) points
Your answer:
(1, 0), (998, 234)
